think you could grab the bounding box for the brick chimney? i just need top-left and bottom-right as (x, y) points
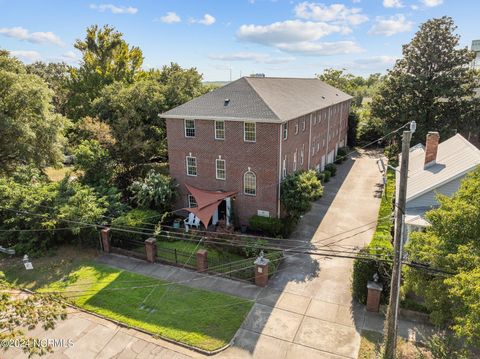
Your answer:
(424, 132), (440, 168)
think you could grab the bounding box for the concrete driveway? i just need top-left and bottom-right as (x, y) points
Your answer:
(217, 150), (384, 359)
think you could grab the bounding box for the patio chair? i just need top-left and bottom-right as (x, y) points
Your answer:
(184, 213), (200, 229)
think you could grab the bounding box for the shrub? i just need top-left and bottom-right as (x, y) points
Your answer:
(129, 170), (178, 212)
(111, 208), (160, 244)
(249, 215), (284, 237)
(322, 170), (331, 183)
(281, 170), (323, 217)
(352, 170), (395, 304)
(335, 147), (348, 164)
(325, 163), (337, 177)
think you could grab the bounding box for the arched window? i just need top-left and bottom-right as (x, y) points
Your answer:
(244, 170), (256, 196)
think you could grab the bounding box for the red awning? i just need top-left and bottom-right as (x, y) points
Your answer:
(183, 184), (237, 228)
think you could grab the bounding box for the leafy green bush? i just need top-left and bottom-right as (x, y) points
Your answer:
(129, 170), (178, 211)
(111, 208), (160, 244)
(249, 215), (284, 237)
(322, 170), (331, 183)
(281, 170), (324, 218)
(335, 147), (349, 164)
(73, 139), (114, 186)
(352, 170), (394, 304)
(325, 163), (337, 176)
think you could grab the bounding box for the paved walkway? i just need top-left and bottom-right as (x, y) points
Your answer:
(5, 150), (434, 359)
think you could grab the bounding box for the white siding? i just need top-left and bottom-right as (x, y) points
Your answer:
(406, 176), (465, 210)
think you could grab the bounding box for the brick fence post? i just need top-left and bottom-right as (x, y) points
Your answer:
(254, 255), (270, 287)
(196, 249), (208, 272)
(145, 238), (157, 263)
(366, 281), (383, 312)
(100, 228), (111, 253)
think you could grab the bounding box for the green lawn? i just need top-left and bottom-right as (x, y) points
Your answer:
(0, 247), (253, 351)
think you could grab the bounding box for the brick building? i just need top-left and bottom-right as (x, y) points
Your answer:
(161, 77), (352, 227)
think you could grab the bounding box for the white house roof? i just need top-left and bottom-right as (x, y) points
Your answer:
(401, 134), (480, 202)
(160, 76), (352, 123)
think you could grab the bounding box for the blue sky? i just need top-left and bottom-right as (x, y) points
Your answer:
(0, 0), (478, 81)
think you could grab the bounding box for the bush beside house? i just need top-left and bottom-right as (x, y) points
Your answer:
(352, 170), (394, 304)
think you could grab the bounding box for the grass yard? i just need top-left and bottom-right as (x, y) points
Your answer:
(0, 246), (253, 351)
(358, 330), (432, 359)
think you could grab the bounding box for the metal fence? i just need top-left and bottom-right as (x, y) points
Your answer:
(110, 236), (147, 260)
(156, 246), (197, 269)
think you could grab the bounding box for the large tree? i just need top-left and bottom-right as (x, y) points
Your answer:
(405, 167), (480, 350)
(371, 17), (479, 143)
(66, 25), (143, 119)
(0, 52), (68, 174)
(25, 61), (71, 116)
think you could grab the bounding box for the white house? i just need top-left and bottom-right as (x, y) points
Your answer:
(399, 132), (480, 237)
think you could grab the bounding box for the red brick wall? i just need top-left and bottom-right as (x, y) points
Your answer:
(280, 100), (350, 176)
(166, 118), (281, 226)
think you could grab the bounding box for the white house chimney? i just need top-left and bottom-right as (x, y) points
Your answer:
(424, 132), (440, 168)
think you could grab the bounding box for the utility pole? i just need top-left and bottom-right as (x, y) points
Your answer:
(383, 128), (412, 358)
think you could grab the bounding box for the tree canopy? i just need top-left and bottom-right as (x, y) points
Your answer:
(405, 167), (480, 349)
(0, 52), (68, 175)
(371, 16), (480, 143)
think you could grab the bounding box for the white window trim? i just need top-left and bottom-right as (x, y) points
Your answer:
(295, 121), (299, 134)
(300, 145), (305, 165)
(293, 151), (297, 171)
(244, 170), (257, 196)
(282, 122), (288, 140)
(186, 156), (197, 176)
(282, 156), (287, 178)
(188, 194), (197, 208)
(302, 118), (306, 131)
(184, 119), (195, 138)
(244, 122), (256, 142)
(214, 120), (225, 140)
(215, 158), (226, 180)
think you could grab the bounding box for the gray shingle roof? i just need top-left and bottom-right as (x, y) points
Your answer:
(160, 76), (352, 123)
(400, 134), (480, 202)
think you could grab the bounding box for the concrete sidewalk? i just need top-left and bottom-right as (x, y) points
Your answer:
(97, 253), (263, 301)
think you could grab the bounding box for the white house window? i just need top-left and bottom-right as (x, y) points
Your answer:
(300, 145), (304, 165)
(184, 119), (195, 137)
(293, 151), (297, 171)
(283, 122), (288, 140)
(295, 121), (299, 134)
(302, 118), (306, 131)
(282, 156), (287, 178)
(244, 170), (256, 196)
(186, 156), (197, 176)
(216, 158), (226, 180)
(188, 195), (198, 208)
(244, 122), (256, 142)
(215, 121), (225, 140)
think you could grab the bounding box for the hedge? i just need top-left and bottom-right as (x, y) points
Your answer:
(352, 170), (395, 304)
(249, 215), (284, 237)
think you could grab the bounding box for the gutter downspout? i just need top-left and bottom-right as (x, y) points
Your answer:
(326, 107), (331, 162)
(277, 124), (283, 218)
(307, 115), (312, 169)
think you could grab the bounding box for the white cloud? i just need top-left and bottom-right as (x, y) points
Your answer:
(0, 27), (63, 46)
(9, 50), (41, 63)
(354, 55), (397, 66)
(411, 4), (419, 10)
(237, 20), (341, 45)
(276, 41), (363, 56)
(294, 2), (368, 26)
(198, 14), (216, 26)
(160, 12), (181, 24)
(421, 0), (443, 7)
(369, 15), (413, 36)
(89, 4), (138, 14)
(209, 52), (295, 64)
(383, 0), (403, 8)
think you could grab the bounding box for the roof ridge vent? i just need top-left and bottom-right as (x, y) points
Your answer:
(224, 98), (230, 106)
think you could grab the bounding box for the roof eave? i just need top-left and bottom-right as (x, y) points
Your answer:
(159, 114), (283, 123)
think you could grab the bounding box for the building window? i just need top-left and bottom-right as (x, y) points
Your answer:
(293, 151), (297, 171)
(216, 158), (226, 180)
(302, 118), (306, 131)
(186, 156), (197, 176)
(300, 145), (304, 165)
(215, 120), (225, 140)
(244, 170), (256, 196)
(184, 119), (195, 137)
(282, 156), (287, 178)
(295, 121), (299, 134)
(188, 195), (197, 208)
(244, 122), (256, 142)
(282, 122), (288, 140)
